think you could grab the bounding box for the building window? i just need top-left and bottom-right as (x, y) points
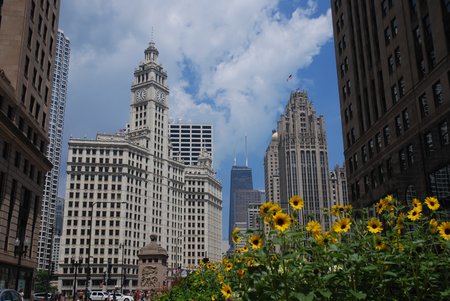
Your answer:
(361, 145), (367, 163)
(375, 133), (382, 152)
(440, 121), (449, 145)
(419, 93), (429, 116)
(388, 55), (395, 73)
(378, 165), (385, 184)
(398, 78), (406, 97)
(402, 109), (410, 130)
(394, 47), (401, 66)
(383, 126), (391, 146)
(391, 84), (399, 104)
(368, 139), (374, 158)
(424, 132), (434, 153)
(395, 115), (402, 136)
(382, 0), (388, 17)
(407, 144), (414, 166)
(391, 17), (398, 37)
(432, 81), (444, 106)
(399, 149), (407, 171)
(385, 27), (392, 46)
(386, 157), (393, 179)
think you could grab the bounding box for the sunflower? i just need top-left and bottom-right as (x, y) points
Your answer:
(231, 226), (241, 244)
(289, 195), (304, 210)
(237, 269), (245, 279)
(430, 218), (439, 234)
(260, 202), (274, 217)
(374, 236), (386, 251)
(221, 284), (232, 299)
(395, 213), (405, 234)
(225, 262), (233, 271)
(211, 295), (217, 301)
(315, 231), (336, 245)
(424, 196), (440, 211)
(367, 218), (383, 234)
(412, 198), (422, 210)
(332, 218), (352, 234)
(375, 199), (385, 214)
(437, 221), (450, 240)
(407, 207), (422, 221)
(306, 220), (322, 236)
(273, 212), (291, 232)
(264, 203), (282, 224)
(249, 234), (263, 249)
(242, 244), (249, 253)
(331, 205), (344, 216)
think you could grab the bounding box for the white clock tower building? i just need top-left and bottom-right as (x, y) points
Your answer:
(58, 41), (186, 293)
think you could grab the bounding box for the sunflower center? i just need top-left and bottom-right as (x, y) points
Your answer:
(277, 219), (284, 226)
(445, 229), (450, 235)
(253, 239), (259, 245)
(341, 224), (346, 229)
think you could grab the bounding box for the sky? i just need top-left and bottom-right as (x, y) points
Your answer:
(58, 0), (343, 240)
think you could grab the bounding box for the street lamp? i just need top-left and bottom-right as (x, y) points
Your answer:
(119, 243), (125, 294)
(14, 237), (30, 291)
(71, 257), (82, 301)
(86, 201), (126, 300)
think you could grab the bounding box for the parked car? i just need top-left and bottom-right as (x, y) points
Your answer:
(33, 293), (52, 301)
(110, 293), (133, 301)
(0, 289), (23, 301)
(89, 291), (109, 301)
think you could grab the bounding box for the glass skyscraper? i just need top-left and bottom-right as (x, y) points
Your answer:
(228, 165), (253, 245)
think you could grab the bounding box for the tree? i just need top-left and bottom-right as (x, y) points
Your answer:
(34, 271), (58, 294)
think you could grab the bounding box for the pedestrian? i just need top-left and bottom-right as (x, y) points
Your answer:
(19, 290), (24, 299)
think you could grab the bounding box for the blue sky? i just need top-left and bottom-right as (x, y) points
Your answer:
(58, 0), (343, 240)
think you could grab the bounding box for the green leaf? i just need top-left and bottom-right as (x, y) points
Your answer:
(291, 292), (315, 301)
(383, 271), (397, 277)
(321, 273), (336, 281)
(349, 290), (367, 300)
(317, 289), (332, 299)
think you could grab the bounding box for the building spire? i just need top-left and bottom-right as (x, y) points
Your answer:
(245, 136), (248, 167)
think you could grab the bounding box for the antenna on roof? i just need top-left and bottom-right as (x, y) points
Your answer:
(233, 147), (237, 166)
(245, 136), (248, 167)
(150, 26), (154, 44)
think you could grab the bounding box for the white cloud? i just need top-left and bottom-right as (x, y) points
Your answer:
(60, 0), (333, 171)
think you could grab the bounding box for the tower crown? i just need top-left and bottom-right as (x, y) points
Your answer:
(144, 41), (159, 64)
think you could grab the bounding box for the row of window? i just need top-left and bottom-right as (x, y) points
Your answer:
(350, 119), (449, 200)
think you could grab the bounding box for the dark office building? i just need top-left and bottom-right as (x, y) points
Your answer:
(0, 0), (60, 295)
(331, 0), (450, 208)
(229, 165), (253, 245)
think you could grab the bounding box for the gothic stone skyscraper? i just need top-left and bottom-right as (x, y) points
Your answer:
(38, 29), (70, 272)
(332, 0), (450, 208)
(275, 90), (331, 229)
(0, 0), (60, 294)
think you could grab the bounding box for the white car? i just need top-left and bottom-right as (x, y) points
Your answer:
(106, 293), (133, 301)
(89, 291), (109, 301)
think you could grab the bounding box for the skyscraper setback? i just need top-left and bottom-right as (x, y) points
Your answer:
(331, 0), (450, 208)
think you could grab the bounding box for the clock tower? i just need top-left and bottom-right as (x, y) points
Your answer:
(128, 41), (169, 154)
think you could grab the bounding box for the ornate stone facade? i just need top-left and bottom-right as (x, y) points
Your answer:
(137, 235), (168, 291)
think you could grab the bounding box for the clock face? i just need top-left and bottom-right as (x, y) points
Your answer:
(156, 91), (166, 102)
(135, 89), (147, 101)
